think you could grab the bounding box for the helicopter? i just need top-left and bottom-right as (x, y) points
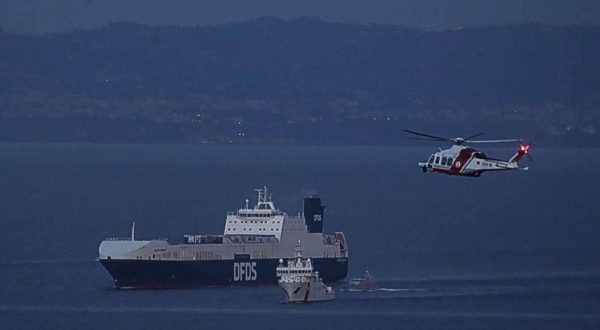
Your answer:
(402, 129), (531, 177)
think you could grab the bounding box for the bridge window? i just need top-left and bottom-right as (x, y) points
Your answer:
(441, 157), (448, 166)
(428, 155), (434, 164)
(435, 156), (440, 164)
(448, 157), (453, 165)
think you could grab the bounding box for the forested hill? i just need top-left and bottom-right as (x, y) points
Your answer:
(1, 17), (599, 144)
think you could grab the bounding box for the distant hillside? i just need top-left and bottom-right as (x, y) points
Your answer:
(1, 17), (599, 144)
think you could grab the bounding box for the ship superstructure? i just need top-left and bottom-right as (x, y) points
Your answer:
(98, 187), (348, 288)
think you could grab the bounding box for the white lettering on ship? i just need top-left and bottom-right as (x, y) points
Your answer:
(233, 262), (257, 281)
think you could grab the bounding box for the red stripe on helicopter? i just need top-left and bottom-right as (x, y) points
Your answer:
(450, 147), (476, 175)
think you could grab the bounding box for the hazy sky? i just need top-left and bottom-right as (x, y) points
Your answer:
(1, 0), (599, 34)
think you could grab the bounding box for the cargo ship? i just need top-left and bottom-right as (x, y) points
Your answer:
(98, 187), (348, 289)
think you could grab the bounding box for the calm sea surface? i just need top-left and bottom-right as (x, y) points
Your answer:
(0, 143), (599, 329)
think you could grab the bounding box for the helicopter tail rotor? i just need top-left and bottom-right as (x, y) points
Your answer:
(509, 143), (532, 163)
(523, 143), (534, 162)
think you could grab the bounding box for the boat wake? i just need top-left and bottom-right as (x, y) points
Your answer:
(339, 269), (600, 300)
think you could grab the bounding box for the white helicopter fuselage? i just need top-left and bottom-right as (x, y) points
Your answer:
(417, 145), (528, 177)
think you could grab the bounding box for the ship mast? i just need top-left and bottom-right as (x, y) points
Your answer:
(295, 240), (303, 258)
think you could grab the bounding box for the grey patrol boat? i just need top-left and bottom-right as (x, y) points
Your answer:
(98, 187), (348, 289)
(344, 271), (377, 291)
(276, 242), (335, 303)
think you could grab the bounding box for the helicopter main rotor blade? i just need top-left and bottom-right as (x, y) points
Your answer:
(467, 139), (524, 144)
(409, 137), (448, 142)
(465, 132), (485, 140)
(402, 129), (453, 142)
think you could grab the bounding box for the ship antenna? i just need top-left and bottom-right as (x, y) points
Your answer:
(295, 240), (302, 258)
(131, 221), (135, 241)
(255, 188), (263, 204)
(245, 199), (249, 209)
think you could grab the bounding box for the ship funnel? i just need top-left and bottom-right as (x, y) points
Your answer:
(304, 194), (324, 233)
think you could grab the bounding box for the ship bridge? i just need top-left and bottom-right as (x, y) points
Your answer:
(224, 186), (285, 240)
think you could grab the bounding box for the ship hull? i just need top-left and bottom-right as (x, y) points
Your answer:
(100, 257), (348, 289)
(279, 281), (335, 303)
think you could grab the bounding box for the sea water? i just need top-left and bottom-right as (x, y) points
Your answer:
(0, 143), (599, 329)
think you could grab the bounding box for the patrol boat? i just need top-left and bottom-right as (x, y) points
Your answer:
(276, 242), (335, 303)
(98, 187), (348, 289)
(344, 271), (377, 291)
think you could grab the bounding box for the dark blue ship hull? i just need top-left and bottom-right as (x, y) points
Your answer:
(99, 257), (348, 289)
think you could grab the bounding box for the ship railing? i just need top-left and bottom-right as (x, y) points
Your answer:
(322, 233), (349, 256)
(227, 211), (284, 218)
(323, 234), (340, 245)
(225, 235), (279, 244)
(184, 234), (224, 244)
(105, 237), (168, 242)
(335, 232), (348, 256)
